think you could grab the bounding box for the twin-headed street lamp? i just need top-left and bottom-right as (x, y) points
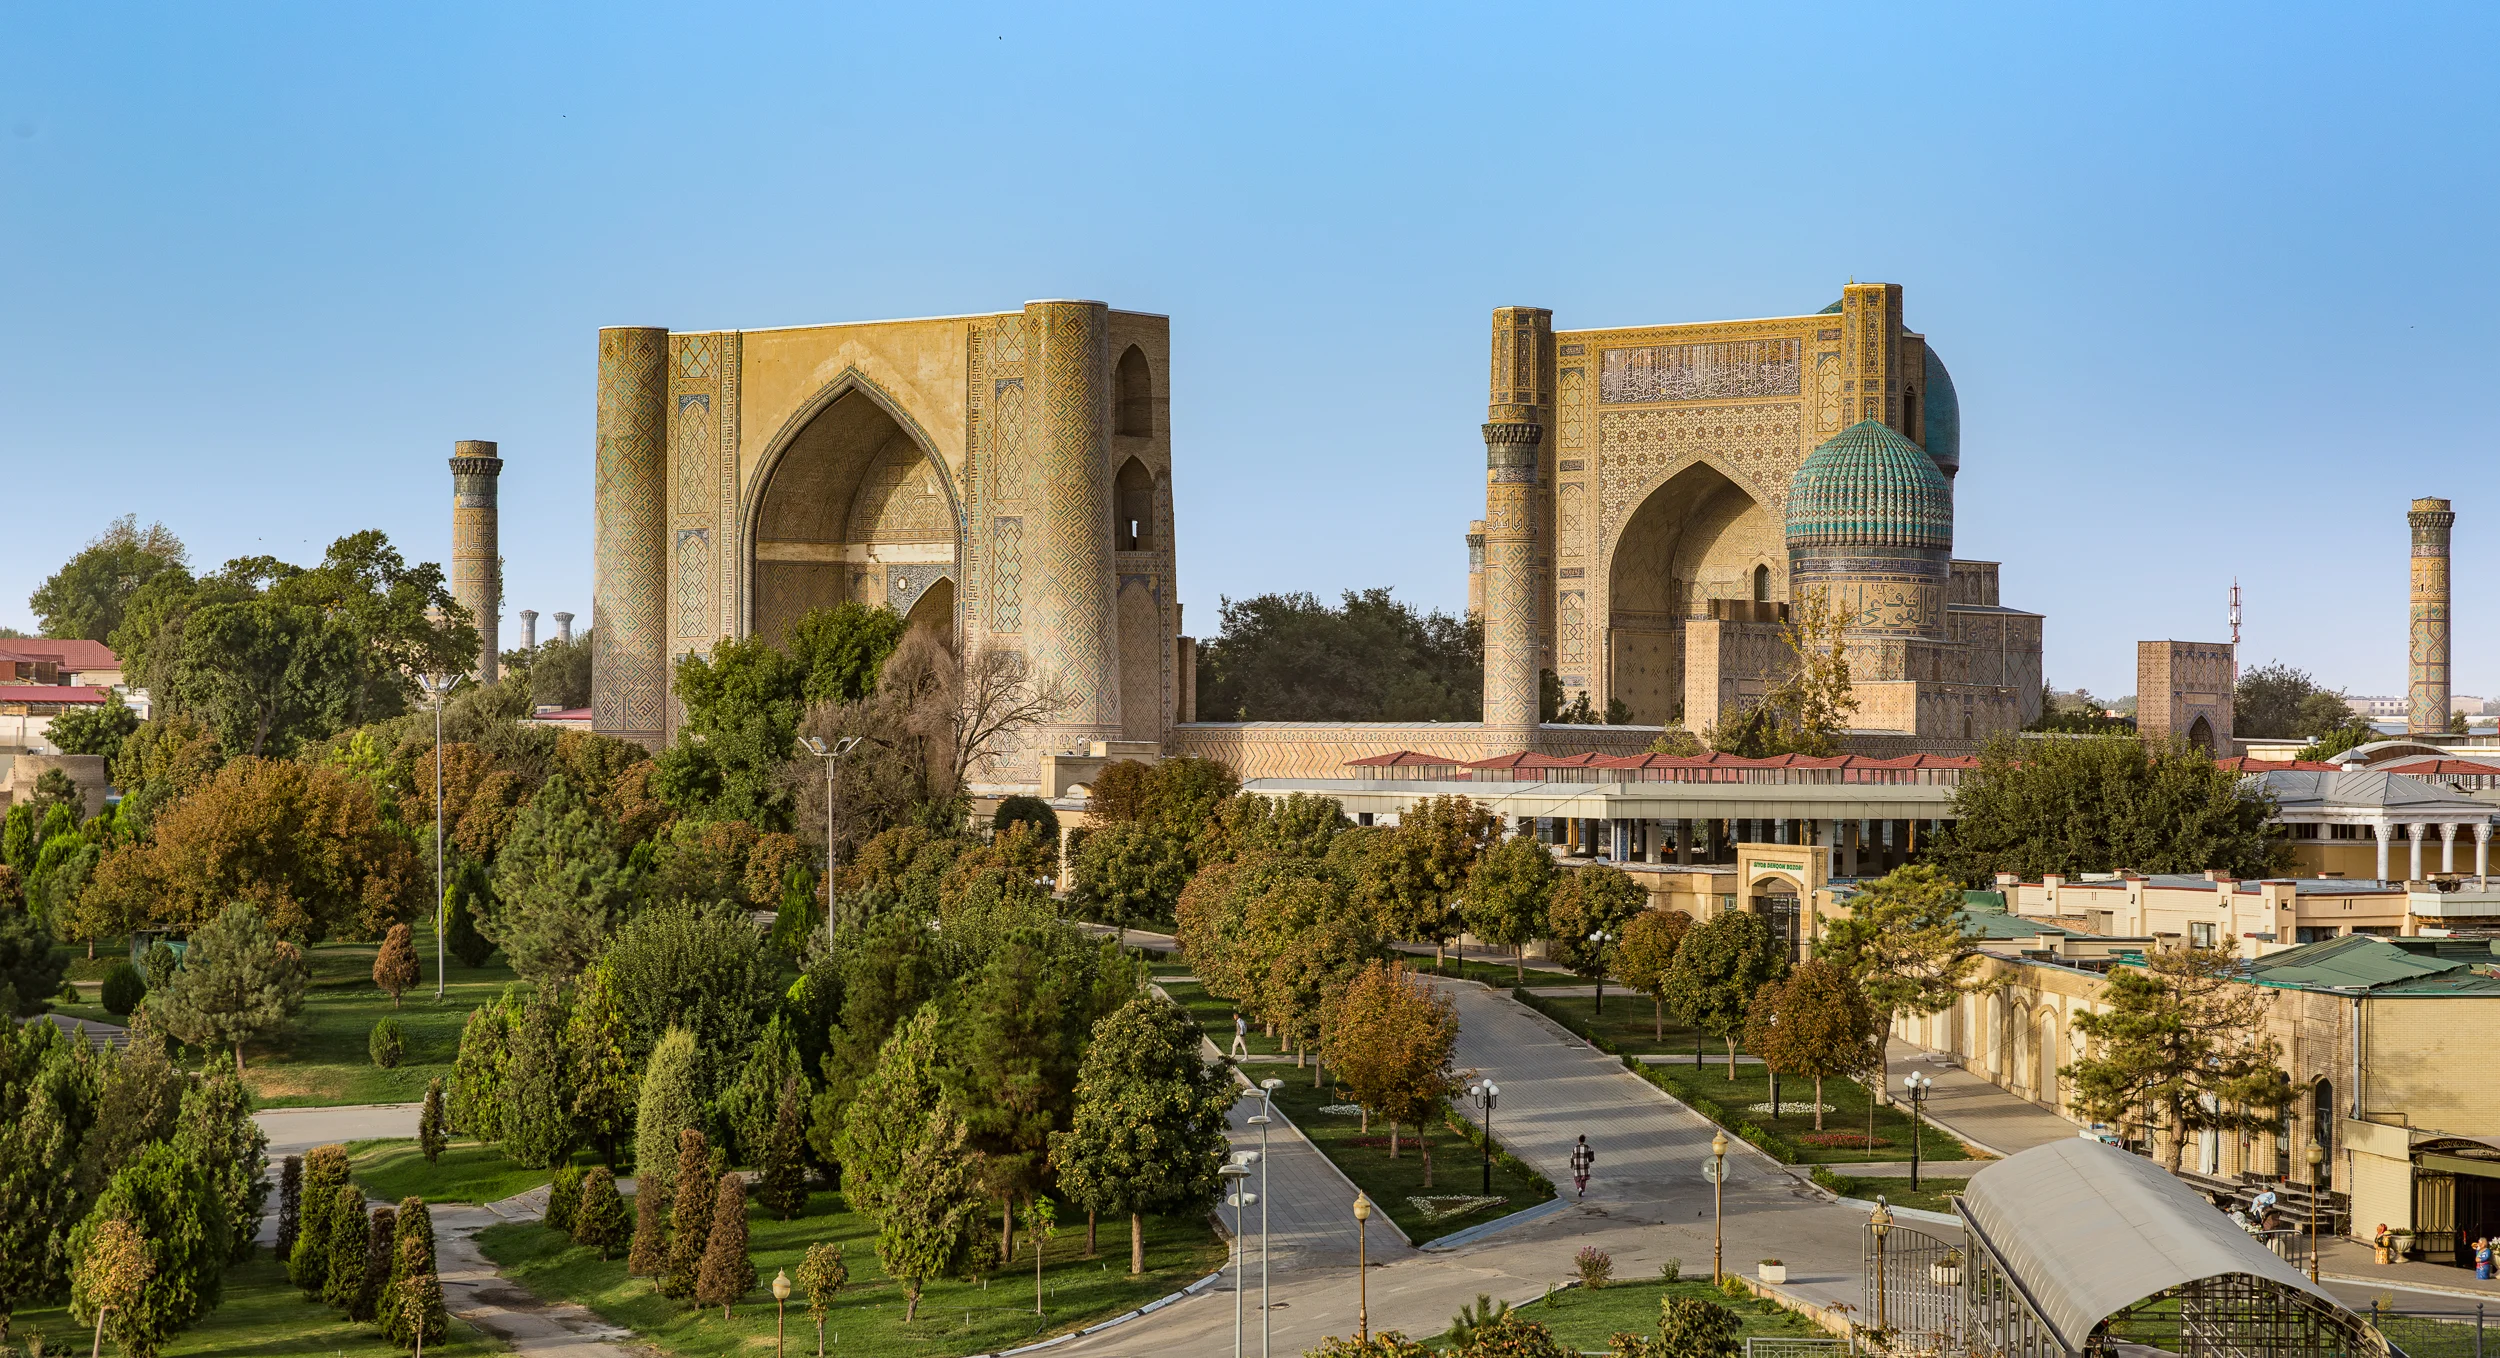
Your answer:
(416, 672), (463, 1002)
(1588, 930), (1615, 1013)
(797, 735), (862, 942)
(1468, 1080), (1501, 1195)
(1251, 1079), (1283, 1358)
(1901, 1071), (1934, 1191)
(1221, 1156), (1257, 1358)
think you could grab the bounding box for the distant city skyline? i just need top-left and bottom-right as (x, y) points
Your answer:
(3, 4), (2491, 699)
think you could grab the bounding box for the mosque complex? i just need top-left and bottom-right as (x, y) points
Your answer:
(551, 282), (2045, 795)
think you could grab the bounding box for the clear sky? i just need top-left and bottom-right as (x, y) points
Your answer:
(4, 3), (2492, 700)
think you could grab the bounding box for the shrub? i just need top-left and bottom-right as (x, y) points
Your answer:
(572, 1168), (630, 1257)
(1658, 1256), (1682, 1282)
(1574, 1245), (1613, 1289)
(991, 795), (1060, 841)
(369, 1016), (405, 1069)
(545, 1165), (585, 1235)
(101, 960), (146, 1016)
(1798, 1132), (1890, 1150)
(1655, 1295), (1742, 1358)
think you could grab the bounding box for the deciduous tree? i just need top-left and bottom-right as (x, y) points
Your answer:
(1743, 960), (1876, 1130)
(31, 515), (187, 642)
(1464, 833), (1557, 984)
(1068, 820), (1190, 930)
(797, 1242), (848, 1357)
(71, 1142), (230, 1357)
(1368, 796), (1496, 969)
(1932, 735), (2287, 881)
(1662, 910), (1787, 1078)
(873, 1106), (989, 1322)
(1194, 588), (1480, 723)
(1324, 961), (1462, 1176)
(1815, 865), (1987, 1085)
(47, 690), (141, 757)
(1545, 865), (1647, 1003)
(1049, 994), (1236, 1274)
(1613, 909), (1691, 1040)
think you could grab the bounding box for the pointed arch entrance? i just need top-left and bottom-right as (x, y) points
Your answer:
(1605, 461), (1783, 723)
(741, 376), (963, 646)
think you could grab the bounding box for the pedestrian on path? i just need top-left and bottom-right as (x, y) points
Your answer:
(1570, 1135), (1595, 1198)
(1231, 1012), (1249, 1058)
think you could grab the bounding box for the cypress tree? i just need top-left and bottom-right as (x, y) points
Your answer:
(321, 1185), (369, 1312)
(418, 1078), (448, 1163)
(572, 1167), (630, 1258)
(758, 1078), (810, 1220)
(694, 1176), (755, 1318)
(356, 1205), (395, 1323)
(544, 1165), (584, 1235)
(631, 1028), (704, 1199)
(385, 1197), (444, 1350)
(626, 1176), (670, 1277)
(289, 1145), (350, 1293)
(274, 1154), (303, 1261)
(660, 1130), (715, 1300)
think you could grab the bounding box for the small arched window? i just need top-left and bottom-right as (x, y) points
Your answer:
(1752, 564), (1770, 603)
(1904, 385), (1919, 442)
(1115, 346), (1153, 437)
(1114, 457), (1154, 551)
(2313, 1079), (2335, 1161)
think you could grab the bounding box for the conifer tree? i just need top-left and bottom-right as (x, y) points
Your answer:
(632, 1029), (705, 1200)
(487, 774), (632, 981)
(418, 1078), (447, 1163)
(372, 923), (420, 1007)
(758, 1078), (811, 1220)
(173, 1068), (272, 1260)
(273, 1153), (303, 1261)
(874, 1108), (988, 1322)
(356, 1205), (395, 1324)
(290, 1145), (350, 1293)
(661, 1129), (716, 1300)
(694, 1175), (755, 1318)
(572, 1167), (630, 1258)
(66, 1144), (231, 1357)
(503, 983), (574, 1169)
(716, 1015), (803, 1166)
(626, 1178), (670, 1277)
(322, 1185), (369, 1312)
(544, 1166), (584, 1235)
(448, 994), (512, 1143)
(143, 900), (308, 1074)
(385, 1197), (445, 1350)
(564, 961), (634, 1166)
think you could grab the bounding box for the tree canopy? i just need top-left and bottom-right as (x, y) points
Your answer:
(1194, 588), (1480, 722)
(2067, 946), (2292, 1170)
(1930, 735), (2288, 882)
(2234, 662), (2359, 740)
(29, 516), (188, 643)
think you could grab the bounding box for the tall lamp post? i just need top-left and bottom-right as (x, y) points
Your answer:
(1253, 1079), (1282, 1358)
(416, 672), (463, 1001)
(1352, 1192), (1373, 1342)
(1588, 930), (1614, 1013)
(1710, 1129), (1728, 1282)
(1869, 1198), (1893, 1331)
(1469, 1080), (1501, 1195)
(797, 736), (862, 943)
(2306, 1141), (2325, 1282)
(1902, 1071), (1933, 1191)
(1221, 1160), (1254, 1358)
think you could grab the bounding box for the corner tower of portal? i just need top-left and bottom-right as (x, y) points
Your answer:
(1480, 306), (1552, 754)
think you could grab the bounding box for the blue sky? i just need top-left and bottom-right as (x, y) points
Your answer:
(4, 3), (2493, 699)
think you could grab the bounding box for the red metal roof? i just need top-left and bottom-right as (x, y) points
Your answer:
(1590, 751), (1980, 771)
(1462, 751), (1585, 770)
(2216, 757), (2345, 773)
(0, 640), (117, 671)
(0, 685), (106, 704)
(1344, 750), (1467, 768)
(2379, 758), (2500, 776)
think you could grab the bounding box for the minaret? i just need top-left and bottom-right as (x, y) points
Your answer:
(554, 611), (575, 644)
(2409, 497), (2456, 735)
(592, 327), (669, 748)
(449, 440), (504, 682)
(1480, 307), (1551, 754)
(519, 610), (539, 651)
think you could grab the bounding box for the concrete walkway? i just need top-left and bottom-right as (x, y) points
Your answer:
(434, 1198), (641, 1357)
(1881, 1040), (2080, 1156)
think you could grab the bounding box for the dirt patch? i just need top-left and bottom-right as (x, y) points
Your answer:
(244, 1067), (341, 1102)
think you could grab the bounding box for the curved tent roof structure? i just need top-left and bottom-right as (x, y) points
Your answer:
(1960, 1140), (2354, 1354)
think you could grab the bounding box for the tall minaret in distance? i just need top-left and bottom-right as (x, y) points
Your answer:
(2409, 497), (2456, 736)
(450, 440), (504, 683)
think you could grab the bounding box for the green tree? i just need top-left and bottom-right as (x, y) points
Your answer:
(502, 982), (575, 1169)
(2297, 716), (2382, 763)
(101, 961), (145, 1017)
(661, 1128), (717, 1301)
(384, 1197), (446, 1351)
(1662, 910), (1787, 1077)
(874, 1105), (989, 1322)
(718, 1015), (806, 1166)
(171, 1069), (271, 1259)
(144, 901), (308, 1074)
(1703, 592), (1857, 758)
(655, 604), (907, 828)
(68, 1143), (230, 1358)
(1068, 820), (1190, 930)
(1545, 865), (1647, 1003)
(449, 997), (512, 1144)
(1323, 961), (1461, 1173)
(695, 1175), (756, 1318)
(1931, 735), (2287, 881)
(0, 1020), (102, 1334)
(486, 774), (633, 981)
(1816, 866), (1986, 1071)
(758, 1079), (812, 1220)
(2234, 662), (2354, 739)
(29, 516), (187, 642)
(1464, 833), (1557, 984)
(572, 1167), (631, 1258)
(809, 910), (944, 1167)
(442, 855), (498, 967)
(564, 961), (634, 1166)
(1049, 993), (1237, 1274)
(354, 1205), (394, 1324)
(46, 690), (141, 757)
(71, 1217), (153, 1358)
(1618, 1296), (1742, 1358)
(1194, 588), (1480, 722)
(991, 795), (1059, 841)
(796, 1242), (848, 1357)
(320, 1184), (368, 1313)
(1369, 796), (1497, 969)
(418, 1078), (447, 1163)
(2067, 947), (2293, 1171)
(1613, 908), (1690, 1040)
(0, 892), (70, 1018)
(604, 901), (780, 1089)
(1742, 959), (1876, 1131)
(287, 1144), (349, 1294)
(1216, 791), (1349, 860)
(544, 1166), (584, 1235)
(75, 1016), (186, 1203)
(528, 630), (594, 711)
(633, 1028), (707, 1200)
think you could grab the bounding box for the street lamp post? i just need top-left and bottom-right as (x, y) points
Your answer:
(1902, 1072), (1933, 1191)
(1254, 1079), (1282, 1358)
(416, 672), (463, 1002)
(1870, 1198), (1893, 1331)
(1469, 1081), (1501, 1196)
(2306, 1141), (2326, 1282)
(1352, 1192), (1373, 1342)
(1710, 1129), (1728, 1283)
(1588, 930), (1614, 1013)
(772, 1269), (792, 1358)
(1221, 1160), (1253, 1358)
(797, 736), (862, 943)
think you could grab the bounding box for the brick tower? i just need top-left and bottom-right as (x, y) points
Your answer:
(1480, 307), (1551, 754)
(2409, 497), (2455, 735)
(449, 439), (504, 682)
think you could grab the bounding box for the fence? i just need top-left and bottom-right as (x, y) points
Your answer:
(1746, 1339), (1850, 1358)
(2368, 1303), (2492, 1358)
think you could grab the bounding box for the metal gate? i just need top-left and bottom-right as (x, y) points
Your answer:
(1863, 1222), (1963, 1353)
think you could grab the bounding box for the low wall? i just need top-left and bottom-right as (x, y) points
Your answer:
(0, 753), (109, 818)
(1165, 722), (1665, 781)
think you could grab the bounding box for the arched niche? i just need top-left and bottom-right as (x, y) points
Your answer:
(1114, 456), (1155, 551)
(1604, 461), (1782, 723)
(1115, 576), (1162, 744)
(1116, 345), (1153, 437)
(743, 378), (962, 647)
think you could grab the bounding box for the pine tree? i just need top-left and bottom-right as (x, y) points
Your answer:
(632, 1028), (705, 1199)
(503, 983), (574, 1169)
(758, 1078), (810, 1220)
(564, 961), (634, 1167)
(626, 1177), (671, 1277)
(385, 1197), (445, 1350)
(372, 923), (420, 1007)
(418, 1078), (447, 1164)
(290, 1144), (350, 1293)
(142, 900), (308, 1074)
(274, 1154), (304, 1261)
(487, 774), (633, 982)
(322, 1185), (369, 1313)
(572, 1167), (630, 1258)
(660, 1130), (716, 1300)
(544, 1165), (584, 1235)
(694, 1175), (755, 1318)
(874, 1107), (988, 1322)
(356, 1205), (395, 1324)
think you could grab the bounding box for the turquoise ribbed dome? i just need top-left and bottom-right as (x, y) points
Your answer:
(1920, 347), (1960, 476)
(1785, 420), (1953, 551)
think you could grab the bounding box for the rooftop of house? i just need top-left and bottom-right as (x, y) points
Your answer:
(2239, 934), (2500, 995)
(0, 640), (118, 672)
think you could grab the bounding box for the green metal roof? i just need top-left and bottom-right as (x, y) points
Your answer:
(1785, 419), (1955, 550)
(2244, 934), (2500, 994)
(1956, 908), (2065, 940)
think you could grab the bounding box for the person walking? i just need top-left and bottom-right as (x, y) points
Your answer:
(1231, 1011), (1250, 1059)
(1570, 1135), (1595, 1198)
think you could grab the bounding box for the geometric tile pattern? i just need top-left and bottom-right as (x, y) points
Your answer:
(593, 327), (671, 738)
(1595, 401), (1803, 546)
(668, 333), (723, 666)
(1033, 302), (1116, 737)
(991, 516), (1023, 633)
(2410, 498), (2455, 734)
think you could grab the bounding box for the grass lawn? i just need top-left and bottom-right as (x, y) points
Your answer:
(478, 1185), (1226, 1358)
(1261, 1075), (1552, 1245)
(1391, 947), (1572, 990)
(5, 1252), (503, 1357)
(1517, 990), (1731, 1060)
(247, 918), (516, 1108)
(1812, 1172), (1966, 1215)
(1411, 1275), (1826, 1352)
(349, 1138), (574, 1205)
(1635, 1062), (1975, 1166)
(1157, 978), (1292, 1058)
